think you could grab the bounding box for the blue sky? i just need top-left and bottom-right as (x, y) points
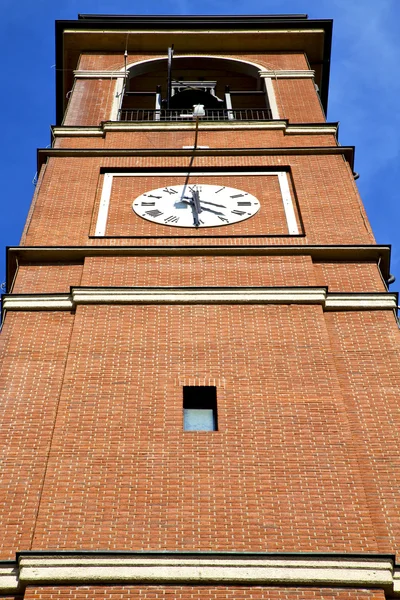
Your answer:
(0, 0), (399, 294)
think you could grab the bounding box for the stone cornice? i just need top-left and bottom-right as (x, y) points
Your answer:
(2, 287), (397, 314)
(51, 122), (338, 136)
(1, 552), (400, 594)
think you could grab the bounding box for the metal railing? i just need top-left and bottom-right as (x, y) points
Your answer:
(118, 108), (273, 122)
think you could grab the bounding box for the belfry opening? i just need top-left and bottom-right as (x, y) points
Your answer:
(119, 56), (272, 120)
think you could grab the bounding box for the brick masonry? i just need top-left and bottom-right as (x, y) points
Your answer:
(24, 587), (386, 600)
(1, 21), (400, 600)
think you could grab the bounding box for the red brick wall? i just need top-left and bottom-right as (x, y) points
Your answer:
(78, 52), (310, 72)
(325, 310), (400, 556)
(105, 173), (293, 238)
(82, 255), (315, 287)
(314, 262), (386, 292)
(275, 78), (325, 122)
(24, 586), (386, 600)
(0, 312), (75, 559)
(22, 155), (373, 247)
(64, 79), (117, 126)
(28, 303), (377, 553)
(12, 263), (83, 293)
(54, 130), (337, 150)
(67, 52), (321, 126)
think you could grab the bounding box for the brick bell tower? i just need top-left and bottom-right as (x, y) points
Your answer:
(2, 13), (400, 600)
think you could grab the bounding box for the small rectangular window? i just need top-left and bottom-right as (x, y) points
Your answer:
(183, 386), (218, 431)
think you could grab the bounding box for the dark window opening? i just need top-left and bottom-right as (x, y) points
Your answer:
(183, 386), (218, 431)
(119, 57), (272, 122)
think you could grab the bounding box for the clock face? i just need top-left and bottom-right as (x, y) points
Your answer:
(132, 183), (260, 228)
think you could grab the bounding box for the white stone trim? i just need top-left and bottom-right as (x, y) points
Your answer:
(95, 173), (113, 236)
(2, 294), (72, 311)
(277, 171), (299, 235)
(286, 125), (337, 135)
(95, 170), (298, 237)
(52, 127), (104, 137)
(51, 123), (338, 136)
(74, 70), (128, 79)
(112, 77), (125, 121)
(13, 554), (397, 592)
(72, 287), (326, 306)
(2, 289), (398, 313)
(103, 121), (289, 132)
(325, 293), (398, 311)
(264, 77), (279, 119)
(260, 70), (315, 79)
(0, 564), (19, 593)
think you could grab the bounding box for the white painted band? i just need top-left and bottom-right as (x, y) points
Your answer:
(2, 289), (397, 312)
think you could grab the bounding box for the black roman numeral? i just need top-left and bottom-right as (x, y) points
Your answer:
(215, 187), (225, 193)
(163, 187), (178, 195)
(230, 193), (248, 199)
(218, 215), (229, 223)
(237, 201), (251, 206)
(145, 209), (163, 218)
(231, 210), (246, 216)
(141, 201), (156, 206)
(164, 215), (179, 223)
(144, 194), (162, 199)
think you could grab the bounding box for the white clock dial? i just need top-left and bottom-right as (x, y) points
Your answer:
(132, 183), (260, 228)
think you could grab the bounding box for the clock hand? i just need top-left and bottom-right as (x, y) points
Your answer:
(199, 200), (226, 209)
(198, 205), (226, 216)
(181, 198), (225, 217)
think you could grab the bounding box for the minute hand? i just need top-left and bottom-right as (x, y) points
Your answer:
(199, 200), (226, 208)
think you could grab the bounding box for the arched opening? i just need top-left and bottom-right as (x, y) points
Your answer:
(119, 56), (273, 121)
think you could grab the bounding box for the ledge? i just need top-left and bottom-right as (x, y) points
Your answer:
(0, 563), (19, 593)
(73, 70), (127, 78)
(71, 69), (315, 80)
(259, 69), (315, 78)
(2, 287), (397, 314)
(51, 121), (339, 137)
(1, 552), (400, 593)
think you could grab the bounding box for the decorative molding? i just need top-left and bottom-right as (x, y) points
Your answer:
(50, 122), (338, 136)
(260, 69), (315, 79)
(72, 287), (326, 306)
(325, 293), (398, 311)
(2, 294), (72, 311)
(0, 564), (19, 593)
(74, 70), (128, 78)
(0, 553), (396, 595)
(2, 288), (397, 314)
(286, 125), (337, 135)
(17, 554), (394, 587)
(52, 127), (104, 137)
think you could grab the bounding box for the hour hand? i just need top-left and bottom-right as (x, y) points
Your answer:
(180, 190), (201, 227)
